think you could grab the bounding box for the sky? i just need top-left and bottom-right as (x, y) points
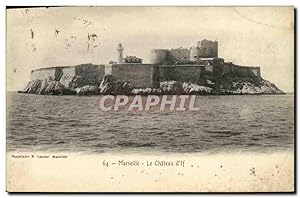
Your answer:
(6, 7), (294, 92)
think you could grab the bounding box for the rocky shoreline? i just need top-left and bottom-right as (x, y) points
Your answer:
(19, 74), (285, 96)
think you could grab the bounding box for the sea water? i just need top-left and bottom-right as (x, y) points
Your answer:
(6, 92), (294, 154)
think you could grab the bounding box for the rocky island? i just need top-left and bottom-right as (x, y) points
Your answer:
(19, 40), (284, 95)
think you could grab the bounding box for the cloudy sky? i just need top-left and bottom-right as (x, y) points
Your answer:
(7, 6), (294, 92)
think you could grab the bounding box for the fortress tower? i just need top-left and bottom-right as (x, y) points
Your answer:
(197, 39), (218, 58)
(117, 43), (124, 64)
(190, 39), (218, 60)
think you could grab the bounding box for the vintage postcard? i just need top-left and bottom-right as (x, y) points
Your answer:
(6, 6), (295, 192)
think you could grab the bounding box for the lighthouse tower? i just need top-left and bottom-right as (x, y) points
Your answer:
(116, 43), (124, 64)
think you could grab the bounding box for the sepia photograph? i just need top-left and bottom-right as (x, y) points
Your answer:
(6, 6), (295, 192)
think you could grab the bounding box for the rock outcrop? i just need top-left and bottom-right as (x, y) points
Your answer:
(228, 80), (285, 95)
(99, 75), (134, 94)
(19, 73), (284, 96)
(75, 85), (99, 95)
(20, 79), (76, 95)
(210, 77), (284, 95)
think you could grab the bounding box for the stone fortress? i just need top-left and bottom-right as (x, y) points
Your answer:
(30, 39), (262, 90)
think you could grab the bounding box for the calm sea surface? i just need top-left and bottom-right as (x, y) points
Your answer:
(7, 92), (294, 154)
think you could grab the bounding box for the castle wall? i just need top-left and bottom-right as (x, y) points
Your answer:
(62, 66), (75, 76)
(230, 65), (260, 78)
(30, 61), (260, 91)
(31, 64), (105, 86)
(31, 68), (55, 81)
(214, 63), (261, 78)
(105, 64), (112, 75)
(74, 63), (105, 85)
(31, 67), (65, 81)
(110, 64), (155, 88)
(168, 48), (190, 62)
(159, 65), (204, 83)
(250, 67), (261, 77)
